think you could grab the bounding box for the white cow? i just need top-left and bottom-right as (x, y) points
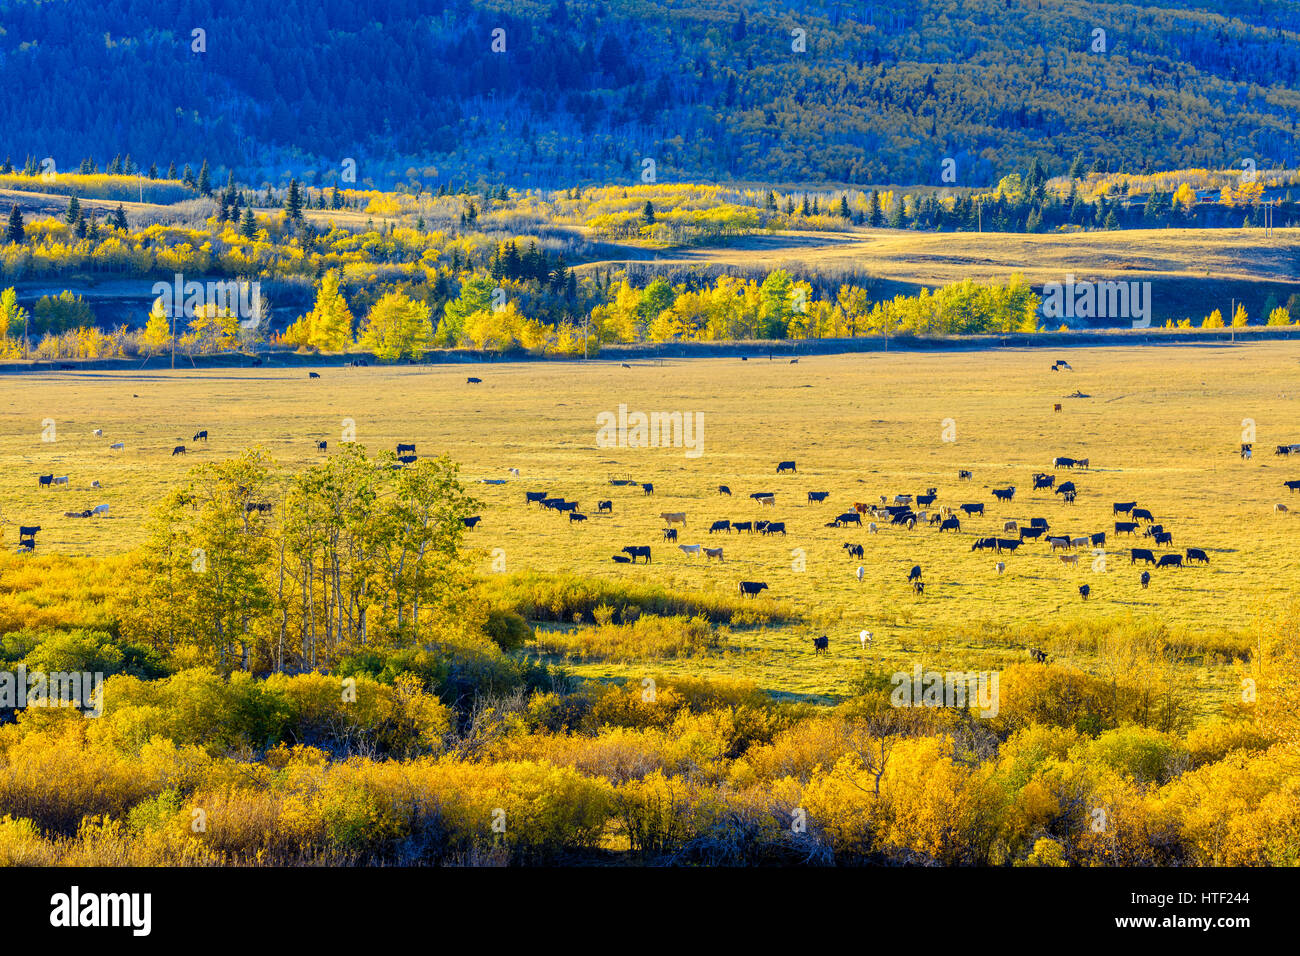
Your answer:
(110, 442), (124, 450)
(92, 504), (109, 516)
(995, 562), (1005, 575)
(678, 543), (701, 556)
(92, 429), (103, 437)
(855, 565), (865, 582)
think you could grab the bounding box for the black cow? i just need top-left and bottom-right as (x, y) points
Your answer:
(1157, 553), (1183, 569)
(812, 635), (829, 654)
(1131, 508), (1155, 523)
(308, 372), (321, 379)
(719, 485), (732, 496)
(733, 521), (753, 533)
(1090, 532), (1106, 546)
(916, 493), (937, 507)
(908, 565), (923, 581)
(738, 581), (769, 597)
(755, 521), (770, 533)
(245, 502), (273, 514)
(1115, 521), (1139, 535)
(622, 546), (652, 564)
(172, 445), (186, 456)
(1054, 481), (1075, 496)
(1130, 548), (1157, 565)
(397, 455), (417, 465)
(612, 555), (632, 564)
(569, 513), (587, 523)
(958, 470), (973, 480)
(995, 539), (1022, 553)
(776, 460), (797, 473)
(843, 543), (864, 559)
(912, 580), (925, 595)
(709, 520), (732, 534)
(463, 516), (482, 529)
(1029, 648), (1049, 663)
(556, 501), (578, 513)
(1113, 501), (1137, 515)
(598, 500), (613, 513)
(761, 522), (786, 535)
(397, 443), (416, 455)
(1277, 445), (1293, 455)
(642, 483), (654, 496)
(1053, 457), (1076, 469)
(18, 525), (40, 537)
(37, 475), (53, 488)
(526, 491), (548, 506)
(1286, 481), (1300, 494)
(750, 491), (775, 502)
(960, 503), (984, 516)
(193, 430), (208, 442)
(1152, 531), (1174, 546)
(836, 512), (862, 526)
(1018, 526), (1046, 540)
(808, 491), (830, 503)
(1033, 474), (1055, 489)
(890, 511), (916, 528)
(317, 441), (328, 451)
(1079, 584), (1090, 600)
(1144, 525), (1164, 537)
(993, 487), (1015, 502)
(467, 377), (482, 384)
(1186, 548), (1209, 564)
(971, 537), (997, 551)
(1140, 571), (1151, 588)
(662, 528), (678, 541)
(1030, 517), (1049, 528)
(939, 517), (961, 532)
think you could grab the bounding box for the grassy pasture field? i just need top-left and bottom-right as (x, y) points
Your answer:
(1, 342), (1297, 710)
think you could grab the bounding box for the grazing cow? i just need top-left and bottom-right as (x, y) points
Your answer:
(509, 468), (520, 476)
(1029, 648), (1049, 663)
(556, 501), (578, 513)
(91, 504), (109, 516)
(867, 522), (878, 533)
(51, 476), (69, 488)
(193, 430), (208, 442)
(1048, 537), (1071, 552)
(892, 494), (913, 506)
(37, 475), (53, 489)
(612, 555), (632, 564)
(836, 512), (863, 527)
(807, 491), (830, 503)
(1033, 474), (1055, 490)
(1113, 501), (1137, 515)
(397, 455), (417, 465)
(993, 487), (1015, 502)
(92, 429), (103, 437)
(960, 503), (984, 516)
(396, 443), (416, 455)
(622, 546), (652, 564)
(719, 485), (732, 496)
(661, 512), (686, 527)
(1061, 490), (1077, 504)
(843, 543), (864, 559)
(1079, 584), (1090, 600)
(1286, 480), (1300, 494)
(1157, 553), (1183, 569)
(1018, 526), (1046, 540)
(1277, 445), (1293, 456)
(971, 537), (997, 551)
(467, 377), (482, 384)
(1130, 548), (1157, 565)
(308, 372), (321, 379)
(761, 522), (787, 535)
(995, 562), (1005, 575)
(733, 522), (753, 533)
(1054, 481), (1076, 496)
(1053, 457), (1076, 469)
(853, 502), (871, 514)
(609, 479), (636, 486)
(908, 565), (922, 582)
(569, 513), (587, 524)
(1003, 520), (1018, 533)
(1077, 458), (1090, 470)
(1059, 554), (1080, 566)
(1186, 548), (1209, 564)
(525, 491), (548, 506)
(1152, 531), (1174, 546)
(598, 500), (613, 513)
(642, 483), (654, 496)
(1030, 518), (1049, 528)
(756, 495), (776, 508)
(939, 517), (961, 532)
(709, 520), (732, 534)
(662, 528), (678, 542)
(996, 539), (1022, 553)
(890, 511), (917, 528)
(110, 442), (124, 450)
(1070, 536), (1090, 549)
(738, 581), (769, 597)
(755, 521), (770, 533)
(1277, 503), (1290, 513)
(750, 491), (775, 502)
(1140, 571), (1151, 588)
(704, 547), (724, 562)
(776, 460), (796, 473)
(958, 470), (973, 480)
(912, 580), (925, 595)
(172, 445), (186, 456)
(1091, 532), (1106, 546)
(1053, 403), (1062, 412)
(316, 441), (327, 451)
(812, 635), (828, 654)
(1131, 508), (1155, 523)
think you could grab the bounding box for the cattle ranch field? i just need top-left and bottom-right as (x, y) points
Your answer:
(1, 343), (1296, 711)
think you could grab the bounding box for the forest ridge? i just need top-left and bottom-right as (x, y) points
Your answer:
(3, 0), (1300, 188)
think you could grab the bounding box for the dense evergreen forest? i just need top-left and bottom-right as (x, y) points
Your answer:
(3, 0), (1300, 188)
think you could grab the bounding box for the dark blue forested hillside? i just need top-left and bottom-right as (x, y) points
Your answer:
(2, 0), (1300, 188)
